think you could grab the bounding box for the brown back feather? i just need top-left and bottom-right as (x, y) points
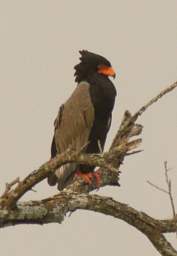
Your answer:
(48, 81), (95, 190)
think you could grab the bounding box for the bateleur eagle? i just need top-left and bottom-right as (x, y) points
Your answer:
(48, 50), (117, 190)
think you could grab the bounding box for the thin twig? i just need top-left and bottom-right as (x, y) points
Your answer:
(2, 177), (20, 196)
(147, 180), (169, 194)
(147, 161), (176, 219)
(126, 149), (143, 156)
(134, 82), (177, 119)
(111, 81), (177, 150)
(164, 161), (176, 218)
(164, 161), (169, 184)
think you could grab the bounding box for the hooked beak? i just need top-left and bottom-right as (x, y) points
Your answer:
(97, 65), (116, 79)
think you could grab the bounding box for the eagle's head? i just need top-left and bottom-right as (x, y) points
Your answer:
(74, 50), (116, 82)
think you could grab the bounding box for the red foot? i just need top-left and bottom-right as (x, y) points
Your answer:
(75, 170), (93, 184)
(75, 169), (101, 188)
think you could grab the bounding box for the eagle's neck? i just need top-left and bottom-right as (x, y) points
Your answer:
(86, 73), (117, 117)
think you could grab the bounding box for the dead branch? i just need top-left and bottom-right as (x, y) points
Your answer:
(0, 149), (121, 209)
(0, 81), (177, 256)
(0, 194), (176, 256)
(164, 161), (176, 218)
(2, 177), (20, 197)
(134, 82), (177, 118)
(147, 180), (169, 194)
(147, 161), (176, 219)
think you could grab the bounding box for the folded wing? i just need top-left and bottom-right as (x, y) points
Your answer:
(48, 81), (95, 190)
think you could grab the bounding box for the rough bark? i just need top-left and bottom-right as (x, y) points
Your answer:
(0, 194), (177, 255)
(0, 81), (177, 256)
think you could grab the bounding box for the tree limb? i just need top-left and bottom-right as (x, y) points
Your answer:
(0, 81), (177, 256)
(0, 194), (176, 255)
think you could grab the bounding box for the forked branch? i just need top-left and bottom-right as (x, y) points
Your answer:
(0, 81), (177, 256)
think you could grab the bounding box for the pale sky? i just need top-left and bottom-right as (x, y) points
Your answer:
(0, 1), (177, 255)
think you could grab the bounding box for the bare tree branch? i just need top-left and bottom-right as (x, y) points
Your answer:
(147, 161), (176, 220)
(134, 81), (177, 118)
(0, 81), (177, 256)
(164, 161), (176, 218)
(111, 81), (177, 150)
(0, 149), (121, 209)
(2, 177), (20, 197)
(0, 194), (177, 255)
(147, 180), (169, 194)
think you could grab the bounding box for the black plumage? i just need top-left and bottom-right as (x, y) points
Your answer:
(48, 50), (117, 190)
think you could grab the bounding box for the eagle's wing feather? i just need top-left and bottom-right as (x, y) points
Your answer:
(48, 81), (95, 190)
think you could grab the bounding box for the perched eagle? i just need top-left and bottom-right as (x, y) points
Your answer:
(48, 50), (117, 190)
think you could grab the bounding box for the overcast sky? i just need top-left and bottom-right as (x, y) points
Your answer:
(0, 1), (177, 255)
